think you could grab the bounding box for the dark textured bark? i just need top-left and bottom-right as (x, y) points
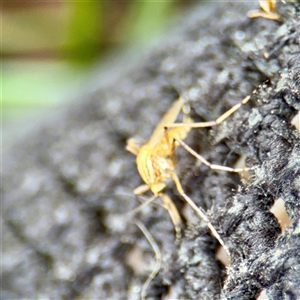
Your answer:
(3, 1), (300, 299)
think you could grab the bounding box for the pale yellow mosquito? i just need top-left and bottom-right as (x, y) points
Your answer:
(247, 0), (280, 21)
(126, 94), (251, 254)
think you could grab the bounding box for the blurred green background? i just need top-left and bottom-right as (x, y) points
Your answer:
(2, 0), (197, 144)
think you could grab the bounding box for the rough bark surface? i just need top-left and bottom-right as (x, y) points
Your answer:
(3, 1), (300, 300)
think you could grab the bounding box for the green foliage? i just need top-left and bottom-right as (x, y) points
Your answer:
(64, 2), (103, 63)
(2, 1), (187, 133)
(121, 1), (175, 43)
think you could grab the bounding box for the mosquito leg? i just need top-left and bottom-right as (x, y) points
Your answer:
(135, 220), (162, 300)
(170, 172), (230, 258)
(133, 184), (182, 243)
(124, 194), (157, 220)
(134, 184), (151, 195)
(175, 138), (252, 173)
(159, 193), (182, 244)
(126, 137), (143, 155)
(167, 95), (251, 128)
(214, 95), (251, 125)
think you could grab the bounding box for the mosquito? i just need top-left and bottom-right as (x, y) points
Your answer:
(126, 94), (251, 253)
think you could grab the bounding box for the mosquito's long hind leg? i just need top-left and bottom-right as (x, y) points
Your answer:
(170, 172), (230, 258)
